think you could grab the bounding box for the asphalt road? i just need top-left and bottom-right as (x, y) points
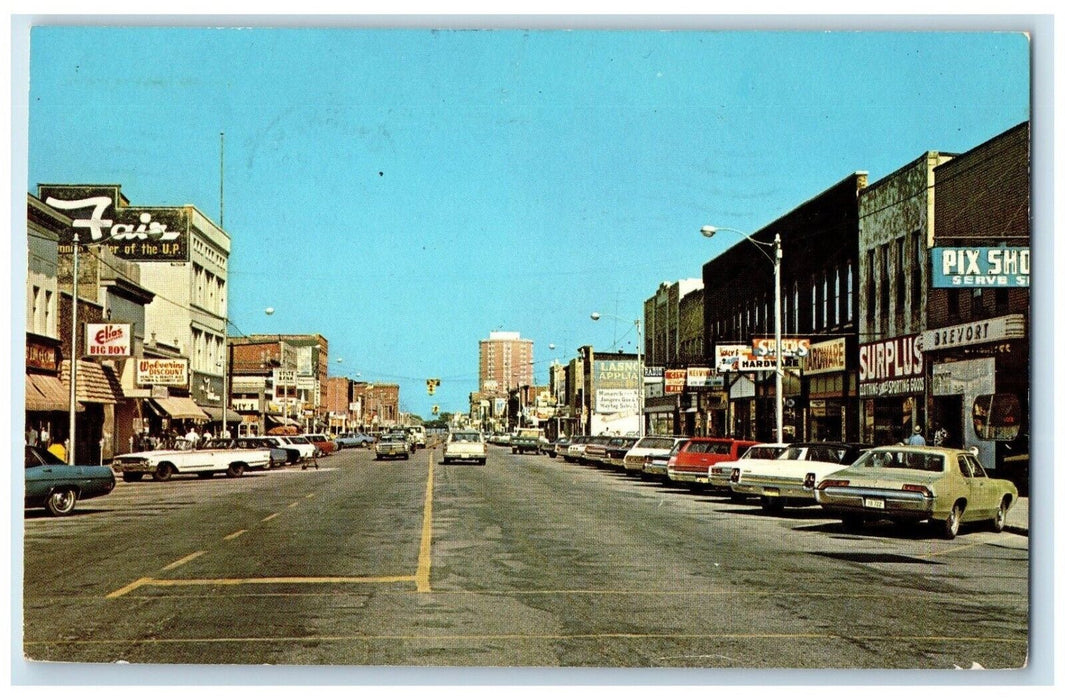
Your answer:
(21, 443), (1029, 672)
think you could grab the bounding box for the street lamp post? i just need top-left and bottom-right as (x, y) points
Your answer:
(701, 225), (784, 444)
(590, 312), (644, 437)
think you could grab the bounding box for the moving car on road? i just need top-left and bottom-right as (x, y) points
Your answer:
(25, 445), (116, 516)
(375, 431), (412, 460)
(442, 430), (487, 465)
(815, 445), (1019, 539)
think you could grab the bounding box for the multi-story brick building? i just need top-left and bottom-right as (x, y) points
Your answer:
(924, 122), (1029, 487)
(857, 152), (954, 445)
(702, 173), (866, 442)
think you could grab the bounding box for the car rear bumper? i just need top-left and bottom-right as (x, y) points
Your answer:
(816, 486), (935, 518)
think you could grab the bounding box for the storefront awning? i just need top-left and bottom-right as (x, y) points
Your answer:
(60, 360), (122, 405)
(151, 396), (210, 421)
(200, 406), (243, 424)
(25, 373), (81, 412)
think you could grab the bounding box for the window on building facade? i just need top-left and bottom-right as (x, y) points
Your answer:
(880, 244), (890, 331)
(947, 288), (961, 318)
(833, 267), (841, 328)
(995, 287), (1010, 315)
(912, 233), (923, 315)
(31, 285), (41, 332)
(44, 290), (53, 335)
(846, 260), (854, 323)
(810, 275), (819, 329)
(792, 282), (800, 334)
(866, 250), (876, 327)
(822, 273), (830, 329)
(895, 238), (906, 316)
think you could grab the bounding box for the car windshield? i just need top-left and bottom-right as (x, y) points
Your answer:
(854, 449), (946, 472)
(637, 437), (676, 450)
(289, 437), (310, 444)
(451, 432), (481, 442)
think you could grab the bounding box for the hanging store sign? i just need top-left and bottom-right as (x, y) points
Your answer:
(715, 343), (801, 373)
(39, 185), (190, 262)
(921, 314), (1026, 352)
(85, 323), (132, 357)
(803, 337), (847, 376)
(137, 358), (189, 387)
(931, 247), (1030, 288)
(751, 337), (811, 358)
(686, 367), (724, 390)
(664, 369), (687, 394)
(858, 335), (924, 398)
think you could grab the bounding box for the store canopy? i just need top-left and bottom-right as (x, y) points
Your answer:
(265, 414), (301, 427)
(151, 396), (210, 421)
(200, 406), (243, 424)
(60, 360), (121, 405)
(25, 374), (80, 412)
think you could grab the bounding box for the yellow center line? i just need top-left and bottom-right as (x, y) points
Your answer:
(262, 513), (279, 522)
(160, 551), (206, 572)
(918, 541), (988, 559)
(223, 530), (247, 541)
(415, 449), (435, 593)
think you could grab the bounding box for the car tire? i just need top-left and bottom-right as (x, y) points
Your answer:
(729, 492), (747, 504)
(990, 498), (1008, 533)
(941, 501), (964, 540)
(226, 463), (245, 478)
(121, 472), (143, 482)
(153, 463), (174, 482)
(479, 459), (486, 465)
(45, 488), (77, 516)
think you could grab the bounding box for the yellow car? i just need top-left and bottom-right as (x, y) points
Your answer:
(814, 446), (1018, 539)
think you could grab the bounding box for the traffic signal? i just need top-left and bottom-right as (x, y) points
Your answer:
(426, 378), (440, 395)
(432, 405), (439, 415)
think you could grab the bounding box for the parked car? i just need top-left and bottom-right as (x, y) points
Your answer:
(542, 436), (570, 458)
(25, 445), (116, 516)
(234, 437), (287, 469)
(304, 433), (337, 456)
(604, 436), (639, 470)
(622, 436), (686, 476)
(581, 435), (614, 466)
(375, 431), (411, 460)
(113, 437), (269, 482)
(815, 446), (1019, 539)
(708, 443), (790, 499)
(730, 442), (868, 512)
(666, 437), (760, 489)
(335, 432), (375, 449)
(511, 427), (545, 455)
(442, 430), (487, 465)
(260, 435), (309, 466)
(563, 435), (591, 463)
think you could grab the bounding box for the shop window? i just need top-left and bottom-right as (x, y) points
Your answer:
(866, 250), (876, 326)
(911, 234), (923, 315)
(972, 393), (1022, 441)
(895, 238), (906, 315)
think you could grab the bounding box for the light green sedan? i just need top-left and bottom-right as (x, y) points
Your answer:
(814, 446), (1019, 539)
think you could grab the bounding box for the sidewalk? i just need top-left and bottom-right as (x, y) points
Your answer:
(1005, 496), (1029, 536)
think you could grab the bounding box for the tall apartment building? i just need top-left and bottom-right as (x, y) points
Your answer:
(478, 331), (533, 392)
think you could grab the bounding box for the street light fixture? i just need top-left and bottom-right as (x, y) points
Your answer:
(701, 225), (784, 444)
(590, 311), (644, 437)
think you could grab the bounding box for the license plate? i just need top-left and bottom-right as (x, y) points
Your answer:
(864, 497), (885, 509)
(764, 487), (780, 497)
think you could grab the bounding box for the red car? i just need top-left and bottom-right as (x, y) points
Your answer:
(665, 438), (759, 488)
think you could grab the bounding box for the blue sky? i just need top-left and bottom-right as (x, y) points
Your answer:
(23, 27), (1031, 418)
